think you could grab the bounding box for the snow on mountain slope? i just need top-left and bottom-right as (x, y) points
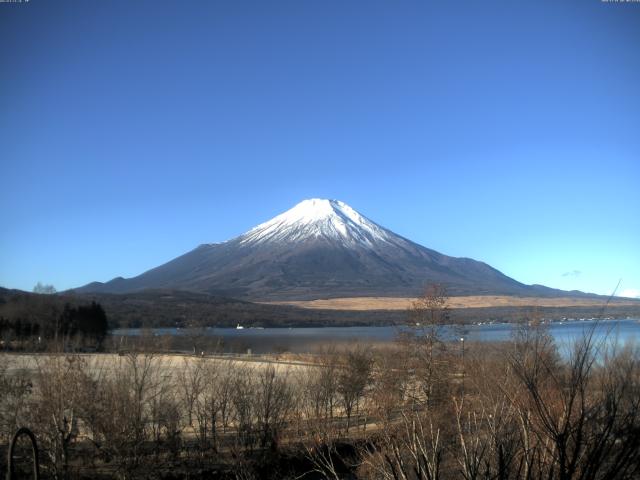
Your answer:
(76, 198), (564, 300)
(239, 199), (395, 247)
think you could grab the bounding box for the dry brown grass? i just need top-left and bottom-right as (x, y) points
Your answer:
(262, 295), (639, 311)
(0, 352), (317, 377)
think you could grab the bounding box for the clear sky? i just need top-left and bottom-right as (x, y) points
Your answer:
(1, 0), (639, 297)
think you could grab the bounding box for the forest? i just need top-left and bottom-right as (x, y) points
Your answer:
(2, 287), (638, 332)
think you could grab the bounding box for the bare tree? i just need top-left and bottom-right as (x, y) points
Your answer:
(404, 284), (450, 408)
(28, 354), (89, 479)
(504, 323), (640, 480)
(82, 352), (165, 479)
(230, 365), (256, 450)
(148, 365), (181, 457)
(33, 282), (57, 294)
(370, 346), (411, 426)
(193, 359), (223, 452)
(217, 359), (235, 435)
(337, 345), (373, 433)
(0, 358), (32, 444)
(361, 409), (443, 480)
(318, 346), (340, 421)
(177, 357), (203, 427)
(297, 362), (338, 436)
(303, 418), (348, 480)
(453, 396), (523, 480)
(253, 365), (293, 449)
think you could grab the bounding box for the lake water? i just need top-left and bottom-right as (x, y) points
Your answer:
(112, 318), (640, 354)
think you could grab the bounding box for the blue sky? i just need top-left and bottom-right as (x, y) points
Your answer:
(1, 0), (639, 297)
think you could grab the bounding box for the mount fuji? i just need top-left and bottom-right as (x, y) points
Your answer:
(78, 199), (565, 300)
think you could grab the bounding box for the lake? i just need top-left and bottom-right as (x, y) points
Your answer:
(112, 318), (640, 354)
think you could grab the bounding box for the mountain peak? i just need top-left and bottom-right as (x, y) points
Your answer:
(281, 198), (345, 222)
(239, 198), (394, 247)
(76, 198), (541, 299)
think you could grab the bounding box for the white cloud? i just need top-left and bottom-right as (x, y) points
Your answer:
(619, 288), (640, 299)
(561, 270), (582, 278)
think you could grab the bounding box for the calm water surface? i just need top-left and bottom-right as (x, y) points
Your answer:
(112, 318), (640, 354)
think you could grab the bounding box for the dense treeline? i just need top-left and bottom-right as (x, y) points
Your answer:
(0, 292), (108, 348)
(0, 321), (639, 479)
(56, 302), (109, 343)
(1, 287), (639, 330)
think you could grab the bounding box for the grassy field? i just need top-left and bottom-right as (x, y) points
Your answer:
(263, 295), (640, 311)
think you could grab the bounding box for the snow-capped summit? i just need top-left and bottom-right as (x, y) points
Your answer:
(240, 199), (394, 247)
(77, 198), (542, 300)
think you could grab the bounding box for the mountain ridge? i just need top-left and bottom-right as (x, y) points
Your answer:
(76, 199), (597, 300)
